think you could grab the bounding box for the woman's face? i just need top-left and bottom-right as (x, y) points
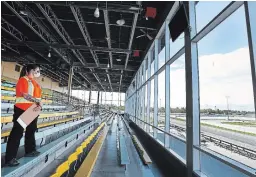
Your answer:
(28, 67), (40, 78)
(33, 67), (41, 78)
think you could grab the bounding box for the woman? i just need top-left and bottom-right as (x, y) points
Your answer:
(5, 64), (42, 167)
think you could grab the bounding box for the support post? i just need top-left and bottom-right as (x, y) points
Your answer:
(245, 2), (256, 120)
(89, 87), (92, 104)
(165, 21), (170, 148)
(97, 91), (100, 105)
(67, 65), (73, 102)
(185, 2), (200, 176)
(147, 53), (151, 133)
(101, 91), (103, 105)
(154, 39), (159, 139)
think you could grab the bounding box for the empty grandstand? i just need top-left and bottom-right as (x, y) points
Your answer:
(1, 1), (256, 177)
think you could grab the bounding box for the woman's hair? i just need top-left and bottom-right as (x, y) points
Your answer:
(19, 64), (40, 78)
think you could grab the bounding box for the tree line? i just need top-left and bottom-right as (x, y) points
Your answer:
(154, 107), (253, 115)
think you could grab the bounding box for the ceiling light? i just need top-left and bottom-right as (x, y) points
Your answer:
(107, 63), (110, 68)
(48, 48), (51, 58)
(116, 19), (125, 26)
(2, 48), (5, 51)
(116, 59), (121, 62)
(94, 7), (100, 18)
(20, 10), (28, 16)
(146, 17), (148, 20)
(129, 7), (140, 10)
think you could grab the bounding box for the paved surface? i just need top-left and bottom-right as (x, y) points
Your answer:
(172, 119), (256, 148)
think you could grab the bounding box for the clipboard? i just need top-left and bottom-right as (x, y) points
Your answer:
(17, 103), (41, 129)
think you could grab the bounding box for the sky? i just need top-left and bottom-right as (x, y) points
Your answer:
(156, 2), (254, 112)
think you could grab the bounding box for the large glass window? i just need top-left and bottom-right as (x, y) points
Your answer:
(157, 70), (165, 143)
(150, 79), (154, 136)
(144, 84), (148, 131)
(196, 1), (230, 32)
(169, 54), (186, 160)
(158, 33), (166, 69)
(169, 31), (184, 58)
(197, 5), (255, 170)
(145, 57), (148, 81)
(151, 48), (155, 76)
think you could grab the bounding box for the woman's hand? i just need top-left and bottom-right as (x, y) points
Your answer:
(33, 102), (42, 112)
(33, 105), (41, 112)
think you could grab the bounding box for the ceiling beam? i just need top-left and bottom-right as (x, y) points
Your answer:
(30, 1), (142, 14)
(3, 2), (87, 88)
(36, 4), (87, 66)
(2, 39), (132, 54)
(106, 70), (113, 92)
(1, 17), (67, 81)
(73, 63), (137, 71)
(70, 6), (100, 66)
(91, 82), (129, 87)
(2, 13), (157, 31)
(103, 10), (113, 68)
(121, 1), (141, 92)
(36, 4), (92, 88)
(3, 1), (71, 64)
(76, 71), (134, 77)
(71, 6), (107, 91)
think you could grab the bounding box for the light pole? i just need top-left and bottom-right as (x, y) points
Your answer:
(226, 96), (230, 121)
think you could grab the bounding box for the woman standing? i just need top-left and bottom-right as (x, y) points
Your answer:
(5, 64), (42, 167)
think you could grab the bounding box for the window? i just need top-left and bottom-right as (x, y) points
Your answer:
(158, 33), (166, 69)
(151, 48), (155, 76)
(197, 5), (255, 171)
(169, 30), (184, 58)
(196, 1), (230, 32)
(15, 65), (20, 72)
(144, 84), (148, 131)
(157, 70), (165, 142)
(150, 79), (154, 136)
(145, 57), (148, 81)
(169, 54), (186, 160)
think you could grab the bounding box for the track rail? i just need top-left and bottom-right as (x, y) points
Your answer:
(170, 124), (256, 160)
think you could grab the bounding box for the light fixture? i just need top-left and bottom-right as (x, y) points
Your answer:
(94, 3), (100, 18)
(116, 58), (121, 62)
(20, 10), (28, 16)
(48, 48), (51, 58)
(116, 19), (125, 26)
(146, 17), (148, 20)
(2, 48), (5, 51)
(107, 63), (110, 68)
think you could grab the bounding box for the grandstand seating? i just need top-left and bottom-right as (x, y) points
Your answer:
(49, 123), (106, 177)
(1, 76), (115, 177)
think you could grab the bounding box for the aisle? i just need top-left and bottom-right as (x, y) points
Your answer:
(91, 115), (162, 177)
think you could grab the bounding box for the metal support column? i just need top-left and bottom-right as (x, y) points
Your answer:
(165, 21), (170, 148)
(89, 87), (92, 104)
(245, 2), (256, 120)
(147, 52), (151, 133)
(142, 61), (146, 130)
(154, 39), (159, 139)
(68, 65), (73, 102)
(101, 91), (103, 105)
(185, 2), (201, 176)
(97, 91), (100, 105)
